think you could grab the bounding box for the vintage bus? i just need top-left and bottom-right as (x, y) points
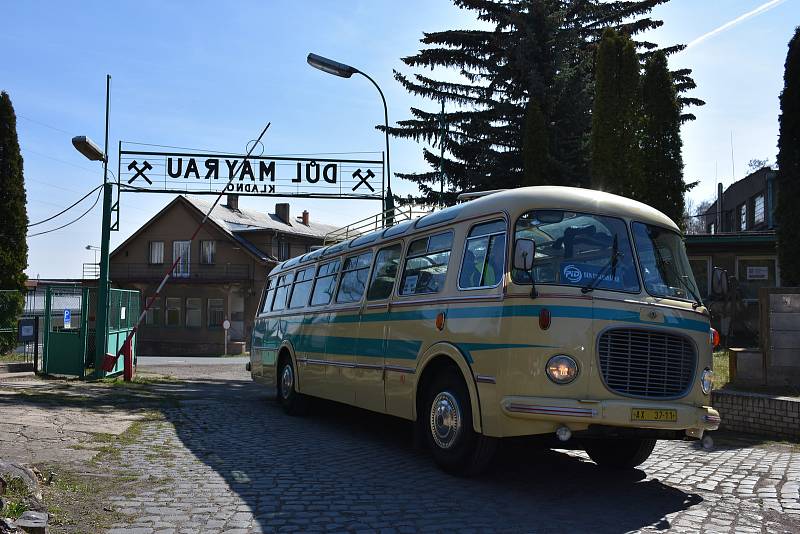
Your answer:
(249, 186), (721, 475)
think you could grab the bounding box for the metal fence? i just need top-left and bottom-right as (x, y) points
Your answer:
(0, 287), (47, 368)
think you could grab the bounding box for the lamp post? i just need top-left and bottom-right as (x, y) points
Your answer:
(306, 53), (393, 224)
(85, 244), (100, 265)
(72, 74), (111, 378)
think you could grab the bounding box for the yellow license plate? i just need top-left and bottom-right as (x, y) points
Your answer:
(631, 408), (677, 422)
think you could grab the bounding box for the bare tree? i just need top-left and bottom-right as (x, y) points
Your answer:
(746, 158), (771, 173)
(683, 198), (713, 234)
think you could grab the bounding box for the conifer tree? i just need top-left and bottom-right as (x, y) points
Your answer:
(0, 91), (28, 353)
(590, 28), (642, 196)
(776, 27), (800, 286)
(639, 51), (693, 227)
(387, 0), (700, 206)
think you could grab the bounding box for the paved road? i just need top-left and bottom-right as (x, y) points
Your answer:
(102, 362), (800, 533)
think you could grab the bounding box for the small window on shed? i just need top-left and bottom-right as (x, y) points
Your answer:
(399, 231), (453, 295)
(459, 219), (506, 289)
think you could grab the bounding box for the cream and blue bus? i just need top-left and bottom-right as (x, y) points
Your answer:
(249, 186), (721, 475)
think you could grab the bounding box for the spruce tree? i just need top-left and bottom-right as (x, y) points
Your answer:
(590, 28), (642, 197)
(0, 91), (28, 353)
(388, 0), (700, 206)
(776, 27), (800, 286)
(640, 51), (692, 227)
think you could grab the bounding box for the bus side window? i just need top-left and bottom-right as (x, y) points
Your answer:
(367, 244), (402, 301)
(399, 230), (453, 296)
(459, 219), (507, 289)
(336, 251), (373, 303)
(288, 266), (315, 309)
(271, 272), (295, 312)
(310, 259), (341, 306)
(261, 276), (278, 314)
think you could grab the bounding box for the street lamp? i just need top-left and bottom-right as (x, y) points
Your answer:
(85, 244), (101, 265)
(73, 74), (112, 378)
(306, 53), (394, 223)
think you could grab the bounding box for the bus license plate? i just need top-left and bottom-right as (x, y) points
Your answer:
(631, 409), (677, 422)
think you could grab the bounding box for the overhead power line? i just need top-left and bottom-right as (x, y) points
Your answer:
(27, 187), (103, 237)
(27, 184), (103, 227)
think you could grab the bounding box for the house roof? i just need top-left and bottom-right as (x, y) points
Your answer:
(111, 195), (337, 264)
(184, 196), (337, 239)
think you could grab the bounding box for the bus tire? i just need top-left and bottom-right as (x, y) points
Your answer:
(583, 438), (657, 469)
(277, 357), (305, 416)
(423, 367), (496, 476)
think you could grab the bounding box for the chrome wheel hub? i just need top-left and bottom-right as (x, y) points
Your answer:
(430, 391), (462, 449)
(280, 364), (294, 400)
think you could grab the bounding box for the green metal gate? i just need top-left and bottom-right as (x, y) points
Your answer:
(42, 286), (88, 377)
(102, 288), (140, 376)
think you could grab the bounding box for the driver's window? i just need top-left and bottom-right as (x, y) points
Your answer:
(399, 231), (453, 295)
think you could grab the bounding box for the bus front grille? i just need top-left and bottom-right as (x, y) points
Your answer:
(598, 328), (696, 399)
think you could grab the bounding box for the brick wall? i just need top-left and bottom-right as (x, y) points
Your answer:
(712, 389), (800, 440)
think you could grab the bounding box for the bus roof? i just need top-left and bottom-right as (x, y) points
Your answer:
(271, 186), (679, 274)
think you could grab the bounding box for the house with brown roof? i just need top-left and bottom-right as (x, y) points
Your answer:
(110, 194), (336, 355)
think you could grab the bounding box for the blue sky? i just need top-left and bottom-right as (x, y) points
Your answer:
(2, 0), (798, 278)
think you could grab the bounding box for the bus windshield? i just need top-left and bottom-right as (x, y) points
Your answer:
(513, 210), (640, 293)
(632, 222), (701, 303)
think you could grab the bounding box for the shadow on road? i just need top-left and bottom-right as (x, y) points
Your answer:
(158, 376), (702, 532)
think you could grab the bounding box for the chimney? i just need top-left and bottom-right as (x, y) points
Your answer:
(302, 210), (309, 225)
(716, 183), (723, 233)
(276, 203), (290, 225)
(226, 194), (239, 211)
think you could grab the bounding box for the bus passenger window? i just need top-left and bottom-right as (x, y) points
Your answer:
(336, 251), (373, 303)
(271, 272), (295, 312)
(288, 266), (315, 309)
(459, 219), (506, 289)
(310, 259), (341, 306)
(261, 276), (277, 314)
(367, 244), (402, 300)
(399, 231), (453, 295)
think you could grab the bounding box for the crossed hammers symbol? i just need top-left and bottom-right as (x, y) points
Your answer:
(352, 169), (375, 192)
(127, 160), (153, 184)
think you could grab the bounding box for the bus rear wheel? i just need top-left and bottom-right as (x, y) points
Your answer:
(277, 357), (305, 416)
(423, 368), (496, 476)
(583, 438), (657, 469)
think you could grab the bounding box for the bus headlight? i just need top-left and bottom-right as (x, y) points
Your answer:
(700, 368), (713, 395)
(546, 355), (579, 384)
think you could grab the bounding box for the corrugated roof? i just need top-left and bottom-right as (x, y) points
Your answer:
(184, 196), (338, 239)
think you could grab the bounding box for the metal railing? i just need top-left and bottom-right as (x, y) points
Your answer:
(324, 204), (430, 245)
(83, 263), (100, 279)
(110, 263), (251, 282)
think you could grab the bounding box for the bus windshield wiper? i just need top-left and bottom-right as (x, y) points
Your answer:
(660, 255), (703, 309)
(581, 235), (618, 294)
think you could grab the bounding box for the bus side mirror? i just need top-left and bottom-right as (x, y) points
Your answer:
(514, 238), (535, 272)
(711, 267), (728, 297)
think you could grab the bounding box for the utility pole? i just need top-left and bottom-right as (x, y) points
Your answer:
(96, 75), (112, 377)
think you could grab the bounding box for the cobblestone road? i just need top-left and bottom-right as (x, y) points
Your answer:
(101, 363), (799, 533)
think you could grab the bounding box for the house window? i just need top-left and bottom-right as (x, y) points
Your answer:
(276, 241), (290, 261)
(708, 222), (716, 235)
(208, 298), (225, 327)
(165, 298), (181, 326)
(144, 296), (161, 326)
(200, 240), (216, 265)
(186, 298), (201, 327)
(739, 204), (747, 231)
(172, 241), (190, 277)
(149, 241), (164, 264)
(754, 194), (765, 224)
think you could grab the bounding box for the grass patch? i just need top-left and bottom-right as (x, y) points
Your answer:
(1, 500), (27, 518)
(0, 476), (32, 519)
(0, 352), (29, 363)
(712, 350), (730, 390)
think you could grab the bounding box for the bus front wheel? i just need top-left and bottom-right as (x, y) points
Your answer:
(277, 357), (305, 416)
(583, 438), (657, 469)
(423, 368), (496, 476)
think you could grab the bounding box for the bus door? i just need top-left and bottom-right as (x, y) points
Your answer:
(355, 244), (403, 413)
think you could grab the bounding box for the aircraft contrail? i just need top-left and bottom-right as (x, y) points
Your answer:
(685, 0), (788, 50)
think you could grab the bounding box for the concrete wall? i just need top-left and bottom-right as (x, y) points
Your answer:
(712, 389), (800, 441)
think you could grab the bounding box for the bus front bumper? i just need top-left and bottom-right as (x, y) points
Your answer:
(500, 395), (721, 437)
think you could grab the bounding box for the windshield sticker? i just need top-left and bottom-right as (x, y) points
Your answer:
(561, 263), (622, 287)
(402, 275), (418, 294)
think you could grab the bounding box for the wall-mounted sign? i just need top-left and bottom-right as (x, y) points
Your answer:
(63, 309), (71, 329)
(746, 266), (769, 280)
(118, 145), (384, 200)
